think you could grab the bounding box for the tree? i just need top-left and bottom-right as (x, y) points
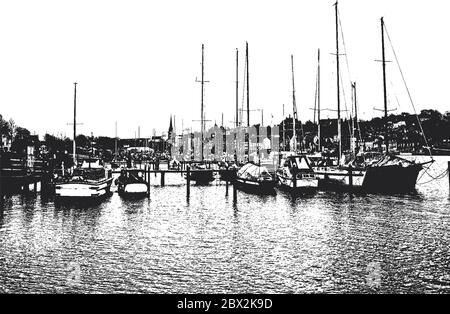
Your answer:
(0, 114), (12, 142)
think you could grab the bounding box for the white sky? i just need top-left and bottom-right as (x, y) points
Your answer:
(0, 0), (449, 139)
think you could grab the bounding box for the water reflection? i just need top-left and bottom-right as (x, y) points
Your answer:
(0, 157), (449, 293)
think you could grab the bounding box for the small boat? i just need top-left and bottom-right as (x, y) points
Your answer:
(276, 154), (318, 190)
(55, 159), (113, 199)
(115, 168), (149, 197)
(188, 163), (215, 184)
(235, 162), (276, 193)
(218, 161), (238, 182)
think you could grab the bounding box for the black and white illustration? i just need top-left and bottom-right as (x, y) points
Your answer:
(1, 0), (449, 295)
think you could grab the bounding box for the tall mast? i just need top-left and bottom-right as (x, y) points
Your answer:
(73, 82), (77, 165)
(115, 121), (118, 156)
(246, 42), (250, 127)
(381, 17), (389, 153)
(282, 104), (285, 151)
(334, 1), (342, 161)
(236, 48), (239, 128)
(291, 54), (297, 152)
(351, 82), (356, 155)
(354, 82), (359, 152)
(351, 83), (355, 140)
(317, 49), (321, 152)
(201, 44), (205, 161)
(354, 82), (359, 137)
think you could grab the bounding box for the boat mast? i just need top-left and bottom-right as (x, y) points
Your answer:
(317, 49), (321, 152)
(282, 104), (285, 151)
(201, 44), (205, 161)
(334, 1), (342, 161)
(291, 54), (297, 152)
(73, 82), (77, 166)
(246, 42), (250, 127)
(115, 121), (118, 156)
(351, 82), (356, 155)
(381, 17), (389, 153)
(236, 48), (239, 128)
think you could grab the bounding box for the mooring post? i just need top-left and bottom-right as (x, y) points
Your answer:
(448, 161), (450, 191)
(186, 165), (191, 197)
(225, 177), (229, 196)
(348, 165), (353, 189)
(161, 171), (165, 187)
(232, 179), (237, 203)
(0, 150), (3, 209)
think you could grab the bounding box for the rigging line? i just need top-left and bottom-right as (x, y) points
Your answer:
(422, 163), (449, 180)
(416, 162), (433, 183)
(339, 66), (352, 137)
(389, 79), (401, 111)
(337, 8), (353, 85)
(338, 7), (363, 148)
(383, 22), (433, 159)
(417, 168), (449, 185)
(313, 70), (318, 125)
(240, 54), (247, 127)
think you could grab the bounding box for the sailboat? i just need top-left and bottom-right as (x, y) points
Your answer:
(188, 44), (215, 184)
(315, 2), (432, 193)
(276, 55), (318, 190)
(351, 17), (433, 192)
(55, 83), (113, 199)
(235, 42), (277, 193)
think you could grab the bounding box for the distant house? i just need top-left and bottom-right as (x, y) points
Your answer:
(392, 121), (406, 129)
(1, 134), (11, 151)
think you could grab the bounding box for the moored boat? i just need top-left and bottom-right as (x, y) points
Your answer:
(116, 168), (149, 197)
(188, 163), (215, 184)
(276, 154), (318, 190)
(218, 161), (238, 182)
(235, 162), (276, 193)
(55, 159), (113, 199)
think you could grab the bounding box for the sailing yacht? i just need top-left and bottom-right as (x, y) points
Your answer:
(54, 83), (113, 199)
(315, 3), (432, 193)
(276, 55), (319, 190)
(188, 44), (215, 184)
(55, 159), (113, 198)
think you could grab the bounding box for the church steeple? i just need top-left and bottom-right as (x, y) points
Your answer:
(168, 114), (173, 139)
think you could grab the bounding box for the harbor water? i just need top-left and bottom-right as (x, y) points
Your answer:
(1, 156), (449, 293)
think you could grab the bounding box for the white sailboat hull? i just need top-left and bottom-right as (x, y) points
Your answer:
(55, 178), (113, 198)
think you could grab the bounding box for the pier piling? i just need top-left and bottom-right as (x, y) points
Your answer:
(161, 172), (165, 187)
(145, 165), (150, 196)
(348, 165), (353, 189)
(448, 161), (450, 191)
(225, 179), (229, 196)
(232, 176), (237, 203)
(186, 165), (191, 197)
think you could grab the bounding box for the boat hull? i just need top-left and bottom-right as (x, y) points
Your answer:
(362, 164), (423, 193)
(219, 169), (236, 182)
(277, 175), (319, 190)
(315, 167), (365, 191)
(55, 178), (113, 198)
(118, 182), (148, 197)
(315, 163), (423, 193)
(235, 177), (276, 194)
(188, 170), (215, 184)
